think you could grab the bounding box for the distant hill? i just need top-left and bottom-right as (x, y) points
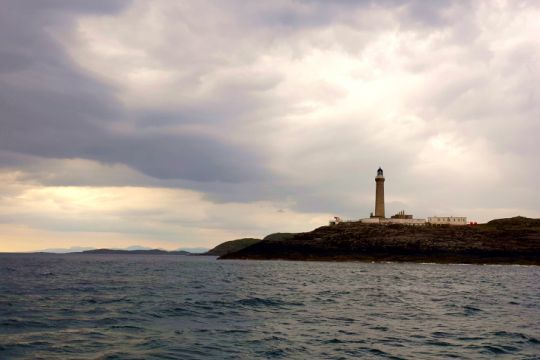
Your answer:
(204, 238), (260, 256)
(34, 245), (205, 254)
(221, 217), (540, 265)
(81, 249), (191, 255)
(38, 246), (96, 254)
(178, 247), (209, 254)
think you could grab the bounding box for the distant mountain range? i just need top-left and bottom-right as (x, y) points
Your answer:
(38, 246), (97, 254)
(36, 245), (209, 254)
(81, 249), (192, 255)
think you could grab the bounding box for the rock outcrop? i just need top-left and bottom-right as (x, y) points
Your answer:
(220, 217), (540, 265)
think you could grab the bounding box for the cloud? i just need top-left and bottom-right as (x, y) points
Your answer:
(1, 0), (539, 250)
(0, 169), (330, 250)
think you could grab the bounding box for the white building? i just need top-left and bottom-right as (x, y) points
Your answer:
(360, 217), (426, 226)
(427, 216), (467, 226)
(382, 218), (426, 226)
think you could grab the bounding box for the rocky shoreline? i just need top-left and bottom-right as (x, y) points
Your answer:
(220, 217), (540, 265)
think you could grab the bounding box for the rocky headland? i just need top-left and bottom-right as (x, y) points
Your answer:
(220, 216), (540, 265)
(203, 238), (261, 256)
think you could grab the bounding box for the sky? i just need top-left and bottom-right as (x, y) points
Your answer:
(1, 0), (539, 252)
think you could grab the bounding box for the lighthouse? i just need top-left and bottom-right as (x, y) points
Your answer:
(374, 167), (385, 218)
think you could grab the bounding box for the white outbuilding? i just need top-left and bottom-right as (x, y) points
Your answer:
(427, 216), (467, 226)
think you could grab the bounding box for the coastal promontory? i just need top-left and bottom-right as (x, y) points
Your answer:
(220, 217), (540, 265)
(203, 238), (261, 256)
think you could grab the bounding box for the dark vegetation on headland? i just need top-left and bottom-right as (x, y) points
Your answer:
(203, 238), (261, 256)
(220, 217), (540, 265)
(202, 234), (295, 256)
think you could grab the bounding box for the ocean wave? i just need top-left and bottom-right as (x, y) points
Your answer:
(0, 254), (538, 359)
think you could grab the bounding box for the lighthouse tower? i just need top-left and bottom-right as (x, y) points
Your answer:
(374, 167), (385, 218)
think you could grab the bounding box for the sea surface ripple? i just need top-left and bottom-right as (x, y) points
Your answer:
(0, 254), (539, 359)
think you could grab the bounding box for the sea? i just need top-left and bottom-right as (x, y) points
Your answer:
(0, 254), (538, 359)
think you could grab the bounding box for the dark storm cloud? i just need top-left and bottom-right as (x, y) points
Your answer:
(0, 0), (130, 69)
(242, 0), (455, 29)
(0, 0), (268, 183)
(0, 0), (460, 186)
(0, 81), (266, 181)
